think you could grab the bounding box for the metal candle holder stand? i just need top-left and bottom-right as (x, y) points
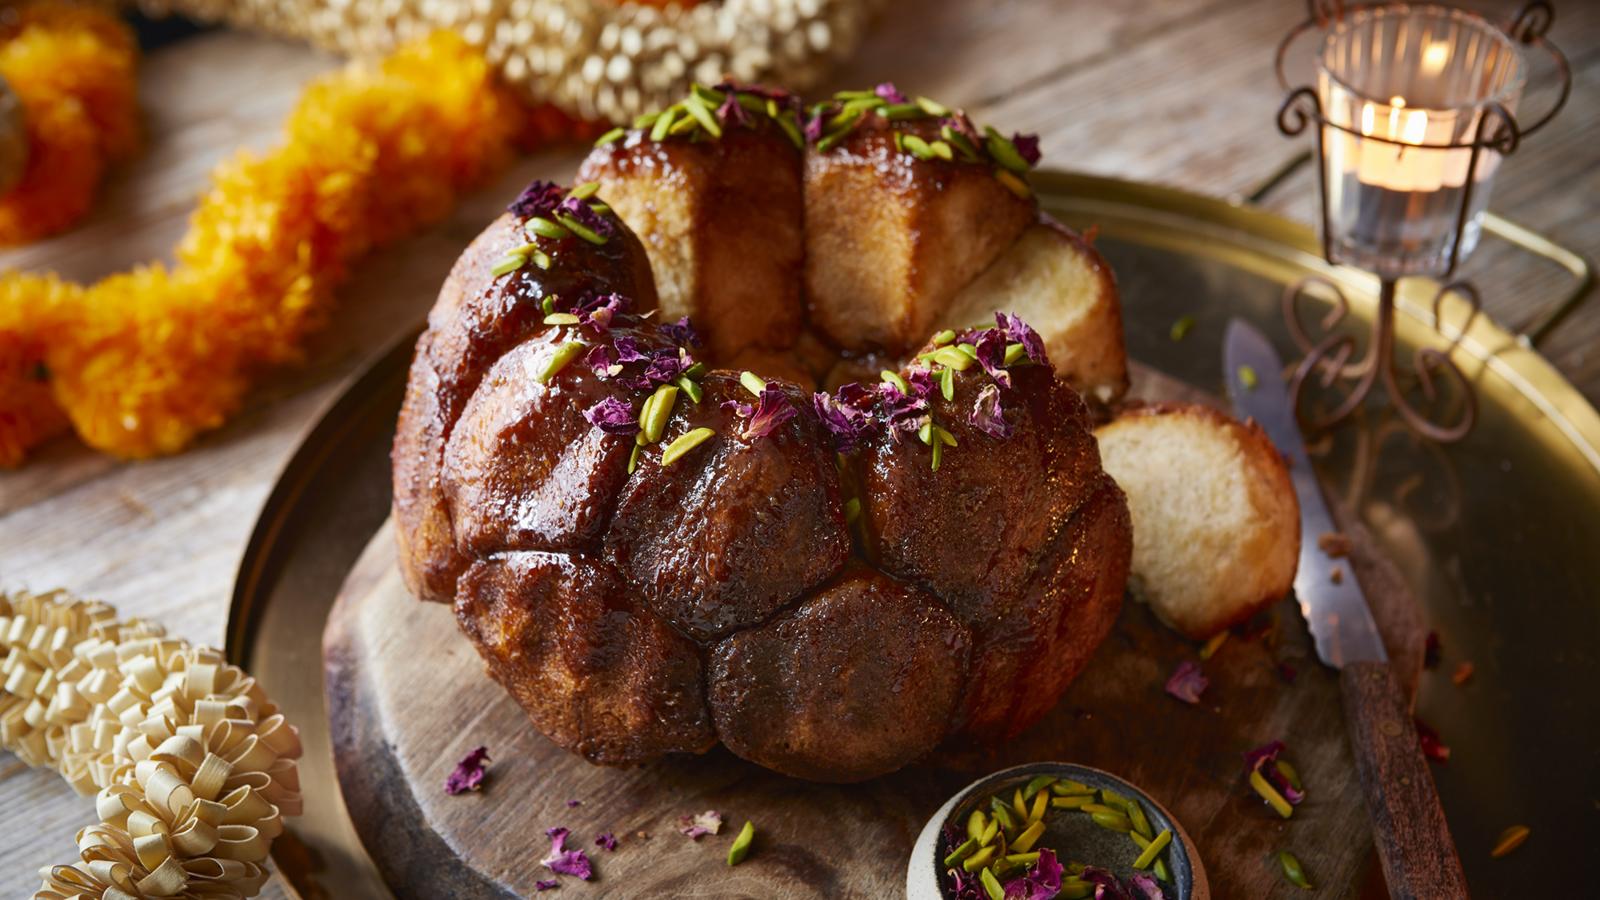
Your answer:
(1271, 0), (1574, 442)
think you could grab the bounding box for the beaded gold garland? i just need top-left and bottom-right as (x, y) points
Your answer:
(1, 590), (302, 900)
(123, 0), (882, 123)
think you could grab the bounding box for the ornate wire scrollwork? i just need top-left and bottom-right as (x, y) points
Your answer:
(1282, 276), (1480, 442)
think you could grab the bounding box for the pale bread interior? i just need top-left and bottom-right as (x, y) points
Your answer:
(1095, 406), (1298, 639)
(941, 221), (1127, 404)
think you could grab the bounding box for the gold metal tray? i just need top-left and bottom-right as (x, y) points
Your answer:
(228, 171), (1600, 898)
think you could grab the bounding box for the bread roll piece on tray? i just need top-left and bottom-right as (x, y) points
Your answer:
(1095, 403), (1299, 640)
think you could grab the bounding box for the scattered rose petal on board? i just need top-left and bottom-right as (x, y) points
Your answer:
(1164, 660), (1208, 704)
(1416, 718), (1451, 762)
(677, 810), (722, 839)
(445, 746), (490, 795)
(541, 827), (594, 880)
(595, 832), (618, 851)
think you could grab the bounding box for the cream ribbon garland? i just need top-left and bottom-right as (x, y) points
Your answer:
(1, 590), (302, 900)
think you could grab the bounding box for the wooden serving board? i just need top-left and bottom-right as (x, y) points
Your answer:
(323, 370), (1425, 900)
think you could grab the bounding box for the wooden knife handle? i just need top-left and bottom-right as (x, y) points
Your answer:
(1340, 660), (1470, 899)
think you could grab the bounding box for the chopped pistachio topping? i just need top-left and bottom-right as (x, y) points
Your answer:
(929, 139), (954, 160)
(1277, 850), (1314, 890)
(984, 126), (1031, 174)
(490, 253), (526, 277)
(739, 371), (767, 396)
(878, 102), (925, 120)
(691, 83), (725, 106)
(1010, 820), (1046, 854)
(543, 313), (580, 325)
(683, 95), (723, 137)
(880, 370), (910, 393)
(917, 96), (950, 116)
(1091, 810), (1132, 833)
(676, 375), (704, 404)
(1238, 364), (1259, 390)
(633, 111), (660, 130)
(569, 181), (600, 200)
(640, 384), (680, 443)
(942, 124), (981, 160)
(1170, 314), (1196, 341)
(541, 296), (557, 315)
(527, 216), (571, 240)
(940, 366), (955, 401)
(967, 809), (988, 842)
(931, 439), (944, 471)
(726, 820), (754, 867)
(843, 496), (861, 523)
(994, 168), (1032, 199)
(594, 127), (625, 147)
(556, 213), (608, 245)
(627, 444), (641, 474)
(903, 134), (935, 160)
(943, 836), (978, 867)
(1132, 828), (1172, 870)
(650, 107), (677, 141)
(930, 347), (975, 371)
(917, 422), (934, 445)
(660, 427), (715, 467)
(979, 867), (1004, 900)
(1003, 342), (1028, 366)
(932, 329), (957, 346)
(1250, 767), (1294, 818)
(962, 845), (997, 873)
(536, 341), (586, 384)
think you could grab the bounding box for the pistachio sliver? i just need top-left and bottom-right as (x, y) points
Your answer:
(627, 443), (641, 474)
(1026, 787), (1049, 825)
(1128, 801), (1153, 839)
(641, 384), (680, 443)
(691, 83), (726, 107)
(775, 114), (805, 150)
(930, 347), (975, 371)
(978, 818), (999, 847)
(932, 329), (957, 347)
(684, 95), (724, 138)
(1051, 795), (1092, 810)
(568, 180), (601, 200)
(555, 214), (607, 245)
(543, 312), (580, 325)
(1050, 780), (1095, 796)
(676, 376), (704, 404)
(726, 820), (754, 867)
(650, 106), (678, 142)
(1091, 810), (1132, 833)
(994, 168), (1032, 199)
(740, 370), (767, 397)
(527, 216), (571, 240)
(929, 139), (954, 160)
(880, 369), (910, 393)
(1250, 767), (1294, 818)
(917, 422), (934, 446)
(943, 836), (978, 867)
(979, 867), (1005, 900)
(490, 253), (526, 277)
(1009, 820), (1045, 854)
(987, 798), (1016, 833)
(878, 102), (925, 120)
(966, 809), (988, 843)
(983, 125), (1032, 174)
(1132, 828), (1172, 870)
(536, 341), (586, 384)
(660, 427), (715, 466)
(903, 134), (935, 160)
(1003, 342), (1027, 366)
(916, 96), (950, 116)
(931, 438), (944, 471)
(940, 366), (955, 401)
(594, 127), (625, 147)
(1154, 858), (1170, 882)
(1059, 882), (1092, 900)
(962, 844), (996, 873)
(1277, 850), (1313, 890)
(632, 111), (660, 130)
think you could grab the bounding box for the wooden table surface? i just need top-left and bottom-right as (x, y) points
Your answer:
(1, 1), (1594, 896)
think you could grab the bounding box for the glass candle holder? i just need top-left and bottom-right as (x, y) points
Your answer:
(1318, 4), (1526, 278)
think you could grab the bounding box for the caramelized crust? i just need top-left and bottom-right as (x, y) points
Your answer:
(605, 373), (850, 642)
(580, 129), (804, 359)
(805, 118), (1034, 354)
(442, 326), (665, 557)
(857, 363), (1130, 737)
(392, 212), (657, 601)
(455, 551), (716, 765)
(708, 566), (970, 782)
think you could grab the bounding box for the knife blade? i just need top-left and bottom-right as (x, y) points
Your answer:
(1223, 319), (1469, 898)
(1222, 318), (1386, 668)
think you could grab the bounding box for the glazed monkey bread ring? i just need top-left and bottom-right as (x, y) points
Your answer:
(392, 83), (1133, 782)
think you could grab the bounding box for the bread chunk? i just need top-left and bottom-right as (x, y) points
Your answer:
(579, 129), (804, 360)
(1095, 404), (1300, 639)
(805, 119), (1034, 354)
(940, 219), (1127, 403)
(707, 566), (970, 782)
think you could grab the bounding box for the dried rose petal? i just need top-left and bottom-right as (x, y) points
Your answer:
(1128, 873), (1166, 900)
(586, 344), (621, 379)
(948, 868), (985, 900)
(611, 335), (647, 366)
(595, 832), (618, 851)
(534, 880), (559, 892)
(658, 315), (701, 348)
(804, 111), (825, 144)
(717, 91), (750, 126)
(576, 292), (627, 334)
(584, 397), (638, 436)
(972, 328), (1013, 389)
(1244, 739), (1305, 804)
(996, 311), (1047, 366)
(905, 364), (937, 399)
(971, 384), (1012, 439)
(1011, 132), (1042, 167)
(677, 809), (722, 839)
(1164, 660), (1208, 704)
(1243, 739), (1286, 772)
(878, 381), (929, 434)
(812, 386), (875, 453)
(1080, 867), (1133, 900)
(542, 827), (594, 880)
(1416, 718), (1451, 762)
(875, 82), (909, 104)
(444, 746), (490, 795)
(723, 386), (797, 440)
(509, 180), (565, 218)
(616, 347), (692, 391)
(566, 799), (582, 808)
(1001, 847), (1063, 900)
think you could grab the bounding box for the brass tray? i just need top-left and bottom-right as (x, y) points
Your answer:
(228, 171), (1600, 898)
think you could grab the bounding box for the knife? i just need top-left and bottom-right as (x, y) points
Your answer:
(1223, 319), (1470, 899)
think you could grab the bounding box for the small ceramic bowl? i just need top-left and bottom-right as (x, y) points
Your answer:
(906, 762), (1209, 899)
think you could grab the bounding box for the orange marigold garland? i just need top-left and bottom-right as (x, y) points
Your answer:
(0, 29), (542, 461)
(0, 1), (139, 244)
